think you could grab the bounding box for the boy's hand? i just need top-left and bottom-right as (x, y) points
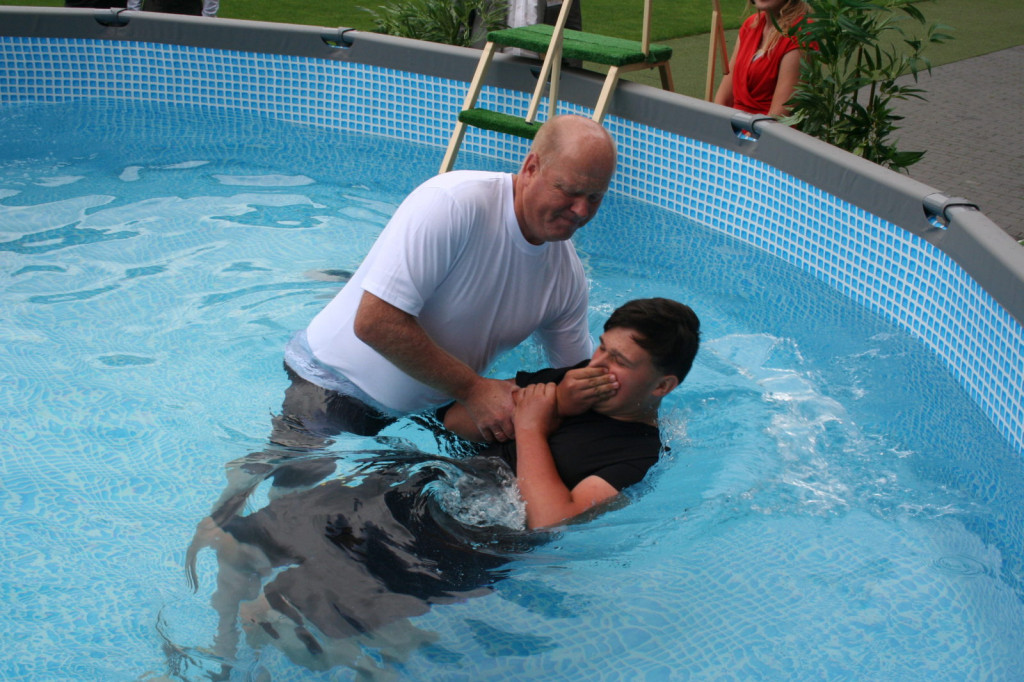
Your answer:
(512, 382), (562, 436)
(556, 366), (619, 417)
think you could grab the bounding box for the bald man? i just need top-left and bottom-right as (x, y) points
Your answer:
(278, 115), (617, 447)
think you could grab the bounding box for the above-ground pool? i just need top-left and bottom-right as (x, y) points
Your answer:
(2, 9), (1023, 681)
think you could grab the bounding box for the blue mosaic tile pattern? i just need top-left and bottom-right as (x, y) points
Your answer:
(1, 35), (1021, 454)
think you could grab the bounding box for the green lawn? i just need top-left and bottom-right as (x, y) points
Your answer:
(0, 0), (751, 36)
(3, 0), (1021, 98)
(611, 0), (1024, 98)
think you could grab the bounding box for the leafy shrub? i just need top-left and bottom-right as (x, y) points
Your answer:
(364, 0), (507, 47)
(786, 0), (953, 172)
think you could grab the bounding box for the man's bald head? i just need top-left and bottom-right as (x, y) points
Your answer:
(514, 115), (618, 245)
(528, 115), (617, 173)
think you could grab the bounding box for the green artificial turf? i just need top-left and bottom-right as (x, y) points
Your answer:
(488, 24), (672, 65)
(459, 107), (541, 138)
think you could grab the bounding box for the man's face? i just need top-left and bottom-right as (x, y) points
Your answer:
(589, 327), (674, 420)
(516, 148), (613, 245)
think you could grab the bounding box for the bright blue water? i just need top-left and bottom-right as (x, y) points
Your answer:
(2, 101), (1023, 681)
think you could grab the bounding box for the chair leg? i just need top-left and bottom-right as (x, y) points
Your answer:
(525, 0), (574, 124)
(547, 41), (563, 119)
(525, 53), (554, 124)
(592, 65), (621, 123)
(440, 120), (468, 174)
(440, 41), (498, 173)
(658, 62), (675, 92)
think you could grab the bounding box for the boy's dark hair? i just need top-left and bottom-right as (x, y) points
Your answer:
(604, 298), (701, 381)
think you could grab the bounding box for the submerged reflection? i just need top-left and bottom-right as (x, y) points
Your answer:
(185, 447), (542, 675)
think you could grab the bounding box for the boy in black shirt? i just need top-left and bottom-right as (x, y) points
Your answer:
(444, 297), (701, 528)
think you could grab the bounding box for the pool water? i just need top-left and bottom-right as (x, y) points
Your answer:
(2, 100), (1023, 681)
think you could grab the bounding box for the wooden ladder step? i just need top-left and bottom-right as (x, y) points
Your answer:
(487, 25), (672, 66)
(458, 108), (542, 139)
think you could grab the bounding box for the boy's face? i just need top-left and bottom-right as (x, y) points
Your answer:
(589, 327), (676, 420)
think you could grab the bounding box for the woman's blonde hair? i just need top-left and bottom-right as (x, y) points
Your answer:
(752, 0), (811, 56)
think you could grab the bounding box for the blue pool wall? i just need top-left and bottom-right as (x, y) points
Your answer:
(2, 7), (1023, 454)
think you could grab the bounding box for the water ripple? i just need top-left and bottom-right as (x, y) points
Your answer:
(95, 354), (157, 367)
(213, 173), (314, 187)
(0, 224), (137, 255)
(12, 265), (67, 277)
(28, 284), (120, 304)
(932, 554), (988, 578)
(198, 281), (326, 308)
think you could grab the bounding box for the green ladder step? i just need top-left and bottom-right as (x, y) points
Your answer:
(458, 108), (541, 139)
(487, 24), (672, 66)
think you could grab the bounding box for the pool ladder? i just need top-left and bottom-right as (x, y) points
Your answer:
(439, 0), (674, 173)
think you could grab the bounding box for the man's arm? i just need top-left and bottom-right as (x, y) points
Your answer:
(442, 379), (518, 441)
(354, 291), (517, 442)
(512, 383), (618, 529)
(442, 364), (618, 441)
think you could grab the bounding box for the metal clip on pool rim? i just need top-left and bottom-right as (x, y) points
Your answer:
(730, 112), (775, 141)
(321, 28), (356, 48)
(923, 192), (979, 229)
(94, 8), (131, 27)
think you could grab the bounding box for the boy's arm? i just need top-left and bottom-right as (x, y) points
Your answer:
(442, 365), (618, 440)
(512, 383), (619, 529)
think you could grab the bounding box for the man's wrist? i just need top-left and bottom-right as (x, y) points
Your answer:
(451, 372), (486, 404)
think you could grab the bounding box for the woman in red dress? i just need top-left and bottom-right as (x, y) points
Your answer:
(714, 0), (811, 117)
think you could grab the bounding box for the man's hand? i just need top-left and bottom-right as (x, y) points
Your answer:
(461, 377), (518, 443)
(512, 382), (562, 437)
(555, 366), (618, 417)
(356, 293), (517, 442)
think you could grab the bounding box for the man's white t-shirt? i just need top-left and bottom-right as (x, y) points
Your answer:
(290, 171), (593, 413)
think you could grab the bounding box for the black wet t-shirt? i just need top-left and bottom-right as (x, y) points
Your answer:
(479, 363), (662, 491)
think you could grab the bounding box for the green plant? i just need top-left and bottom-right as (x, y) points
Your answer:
(362, 0), (507, 47)
(785, 0), (953, 172)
